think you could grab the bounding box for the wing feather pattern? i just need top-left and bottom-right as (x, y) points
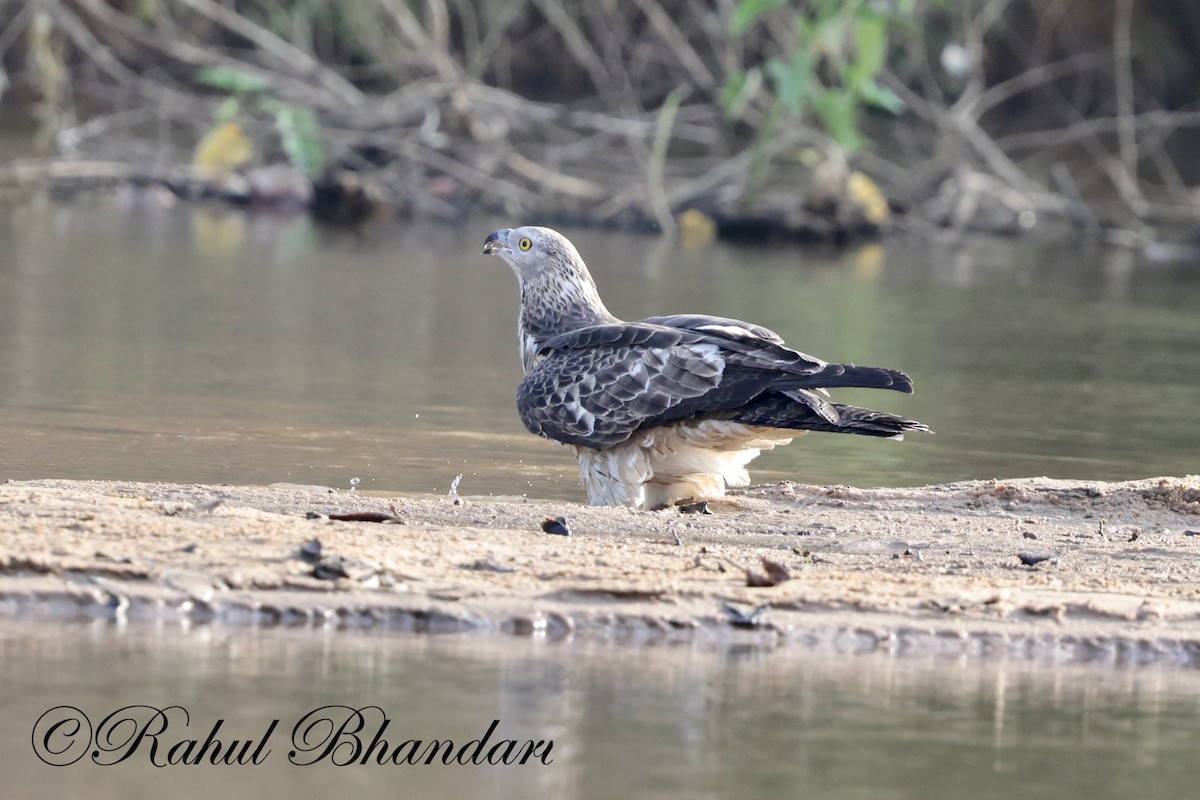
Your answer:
(518, 325), (739, 448)
(640, 314), (786, 345)
(518, 318), (916, 450)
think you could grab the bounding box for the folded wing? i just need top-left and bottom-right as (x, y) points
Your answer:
(518, 317), (914, 450)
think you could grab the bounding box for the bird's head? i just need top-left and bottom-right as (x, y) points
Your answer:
(482, 226), (587, 281)
(482, 225), (615, 334)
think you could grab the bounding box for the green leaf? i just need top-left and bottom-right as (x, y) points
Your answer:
(275, 106), (325, 180)
(813, 14), (851, 59)
(764, 54), (810, 116)
(730, 0), (786, 35)
(857, 79), (904, 114)
(196, 66), (272, 95)
(255, 96), (284, 115)
(848, 15), (889, 87)
(721, 67), (762, 120)
(812, 90), (862, 151)
(136, 0), (158, 23)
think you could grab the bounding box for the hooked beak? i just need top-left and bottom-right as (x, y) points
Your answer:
(482, 229), (511, 255)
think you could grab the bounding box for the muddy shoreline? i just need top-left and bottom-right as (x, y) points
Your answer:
(1, 476), (1198, 663)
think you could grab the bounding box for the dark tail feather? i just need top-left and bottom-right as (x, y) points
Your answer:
(731, 396), (931, 439)
(783, 365), (914, 393)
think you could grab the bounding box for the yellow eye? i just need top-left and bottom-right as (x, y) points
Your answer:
(518, 237), (532, 251)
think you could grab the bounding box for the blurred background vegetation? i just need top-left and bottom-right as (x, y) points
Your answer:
(2, 0), (1200, 241)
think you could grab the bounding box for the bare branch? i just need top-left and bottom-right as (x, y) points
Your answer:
(170, 0), (364, 103)
(64, 0), (352, 112)
(530, 0), (611, 98)
(505, 152), (606, 200)
(965, 53), (1107, 119)
(995, 110), (1200, 151)
(376, 0), (461, 82)
(0, 0), (35, 61)
(1111, 0), (1146, 213)
(630, 0), (717, 91)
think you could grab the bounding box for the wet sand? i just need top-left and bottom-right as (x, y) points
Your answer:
(1, 476), (1198, 662)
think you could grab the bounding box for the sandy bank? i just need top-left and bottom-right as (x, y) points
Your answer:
(1, 476), (1198, 662)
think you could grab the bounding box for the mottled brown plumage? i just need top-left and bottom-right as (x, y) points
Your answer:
(483, 226), (929, 509)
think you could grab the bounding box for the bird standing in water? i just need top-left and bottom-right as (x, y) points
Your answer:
(483, 225), (929, 509)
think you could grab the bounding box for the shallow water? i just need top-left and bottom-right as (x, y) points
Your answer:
(3, 198), (1200, 799)
(1, 198), (1198, 500)
(3, 618), (1199, 800)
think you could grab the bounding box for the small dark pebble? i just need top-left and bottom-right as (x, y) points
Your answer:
(541, 516), (571, 536)
(467, 557), (514, 573)
(298, 539), (322, 564)
(1127, 531), (1139, 542)
(722, 602), (770, 629)
(325, 511), (403, 523)
(745, 569), (773, 587)
(1022, 531), (1038, 540)
(1018, 551), (1053, 566)
(746, 557), (792, 587)
(678, 500), (712, 515)
(178, 543), (199, 554)
(313, 557), (350, 581)
(761, 557), (792, 584)
(1184, 531), (1200, 537)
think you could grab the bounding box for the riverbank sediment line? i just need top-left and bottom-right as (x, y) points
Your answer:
(1, 476), (1198, 660)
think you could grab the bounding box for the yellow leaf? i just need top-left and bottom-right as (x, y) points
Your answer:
(194, 122), (254, 173)
(846, 171), (890, 225)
